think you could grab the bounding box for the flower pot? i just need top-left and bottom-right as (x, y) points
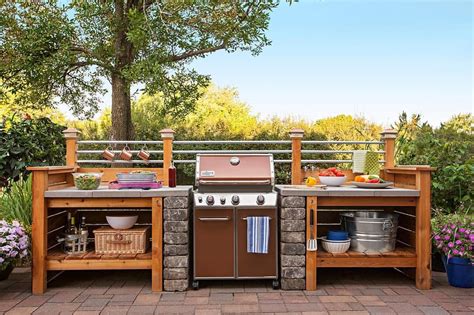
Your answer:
(446, 257), (473, 288)
(0, 264), (14, 281)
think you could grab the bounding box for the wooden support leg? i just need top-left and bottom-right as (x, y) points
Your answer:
(32, 171), (48, 295)
(152, 197), (163, 292)
(306, 196), (317, 290)
(415, 172), (432, 290)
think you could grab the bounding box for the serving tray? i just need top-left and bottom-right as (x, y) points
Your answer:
(351, 181), (394, 189)
(108, 181), (162, 190)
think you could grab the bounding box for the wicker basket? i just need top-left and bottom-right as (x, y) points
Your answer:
(94, 226), (150, 254)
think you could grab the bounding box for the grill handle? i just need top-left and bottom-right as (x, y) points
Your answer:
(198, 179), (271, 185)
(198, 217), (230, 221)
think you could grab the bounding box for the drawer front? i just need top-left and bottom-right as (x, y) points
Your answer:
(236, 208), (277, 278)
(194, 208), (234, 278)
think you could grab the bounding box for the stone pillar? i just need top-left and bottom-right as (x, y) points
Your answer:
(280, 195), (306, 290)
(163, 194), (190, 291)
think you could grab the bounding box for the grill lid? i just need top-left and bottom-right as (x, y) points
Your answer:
(195, 154), (274, 187)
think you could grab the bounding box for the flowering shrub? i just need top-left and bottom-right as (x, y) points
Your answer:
(432, 214), (474, 259)
(0, 220), (29, 270)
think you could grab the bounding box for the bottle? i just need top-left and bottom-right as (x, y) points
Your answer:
(168, 160), (176, 187)
(79, 216), (88, 236)
(66, 214), (78, 235)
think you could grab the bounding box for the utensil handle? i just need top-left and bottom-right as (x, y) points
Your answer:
(199, 217), (230, 221)
(310, 209), (314, 226)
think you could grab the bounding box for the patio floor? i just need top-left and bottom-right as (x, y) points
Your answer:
(0, 268), (472, 315)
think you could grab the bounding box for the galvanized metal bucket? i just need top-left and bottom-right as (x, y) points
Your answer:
(341, 211), (399, 253)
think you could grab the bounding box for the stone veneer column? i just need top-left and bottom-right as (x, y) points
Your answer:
(280, 195), (306, 290)
(163, 195), (190, 291)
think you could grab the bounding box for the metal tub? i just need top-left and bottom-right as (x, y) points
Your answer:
(341, 211), (398, 253)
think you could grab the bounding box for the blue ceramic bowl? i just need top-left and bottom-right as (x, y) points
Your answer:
(327, 230), (349, 241)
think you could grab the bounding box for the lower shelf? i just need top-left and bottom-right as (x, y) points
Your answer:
(316, 247), (416, 268)
(46, 250), (152, 270)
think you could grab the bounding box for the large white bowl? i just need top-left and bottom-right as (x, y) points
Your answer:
(106, 216), (138, 229)
(319, 175), (346, 186)
(321, 237), (351, 253)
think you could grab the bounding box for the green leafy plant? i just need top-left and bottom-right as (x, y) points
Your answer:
(0, 116), (65, 187)
(0, 175), (32, 230)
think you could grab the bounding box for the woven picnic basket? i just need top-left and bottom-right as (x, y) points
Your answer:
(93, 226), (150, 254)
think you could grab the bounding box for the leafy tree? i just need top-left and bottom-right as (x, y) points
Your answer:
(1, 1), (277, 140)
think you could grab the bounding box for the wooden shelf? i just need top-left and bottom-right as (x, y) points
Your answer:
(46, 250), (152, 271)
(317, 247), (416, 268)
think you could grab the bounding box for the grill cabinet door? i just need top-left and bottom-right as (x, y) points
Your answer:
(236, 208), (277, 278)
(194, 208), (235, 278)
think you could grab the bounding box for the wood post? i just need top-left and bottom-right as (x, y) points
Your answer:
(63, 128), (80, 168)
(290, 128), (304, 185)
(31, 170), (49, 295)
(380, 129), (397, 169)
(160, 129), (175, 186)
(415, 170), (432, 290)
(306, 196), (317, 291)
(151, 197), (163, 292)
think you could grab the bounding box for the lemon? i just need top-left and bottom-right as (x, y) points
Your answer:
(305, 176), (317, 187)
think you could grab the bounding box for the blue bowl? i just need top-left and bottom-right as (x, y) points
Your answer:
(327, 230), (349, 241)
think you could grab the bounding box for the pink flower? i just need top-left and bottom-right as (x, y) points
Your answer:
(453, 249), (459, 255)
(434, 235), (441, 241)
(448, 242), (454, 248)
(444, 235), (451, 241)
(455, 240), (462, 245)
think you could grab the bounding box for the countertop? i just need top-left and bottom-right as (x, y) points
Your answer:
(275, 185), (419, 197)
(44, 185), (193, 198)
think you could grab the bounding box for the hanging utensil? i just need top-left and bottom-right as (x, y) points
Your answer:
(307, 208), (317, 251)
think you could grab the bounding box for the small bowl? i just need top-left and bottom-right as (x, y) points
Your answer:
(106, 216), (138, 229)
(327, 230), (349, 241)
(318, 176), (346, 186)
(321, 237), (351, 253)
(72, 173), (102, 190)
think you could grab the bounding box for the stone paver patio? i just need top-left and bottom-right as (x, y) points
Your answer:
(0, 268), (472, 315)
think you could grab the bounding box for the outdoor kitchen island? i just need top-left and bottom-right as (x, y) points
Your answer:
(28, 167), (193, 295)
(276, 167), (433, 292)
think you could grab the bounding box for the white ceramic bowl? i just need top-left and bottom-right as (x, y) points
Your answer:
(106, 216), (138, 229)
(319, 176), (346, 186)
(321, 237), (351, 253)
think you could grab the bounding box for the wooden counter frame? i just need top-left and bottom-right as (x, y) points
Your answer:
(28, 166), (164, 295)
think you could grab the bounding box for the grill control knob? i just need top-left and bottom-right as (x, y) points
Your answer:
(220, 196), (226, 205)
(198, 196), (203, 203)
(206, 195), (214, 205)
(256, 194), (265, 205)
(231, 195), (240, 205)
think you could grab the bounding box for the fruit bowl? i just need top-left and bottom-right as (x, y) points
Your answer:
(106, 216), (138, 229)
(319, 176), (346, 186)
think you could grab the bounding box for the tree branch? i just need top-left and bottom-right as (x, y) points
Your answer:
(167, 43), (226, 63)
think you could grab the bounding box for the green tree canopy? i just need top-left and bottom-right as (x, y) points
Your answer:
(1, 0), (277, 140)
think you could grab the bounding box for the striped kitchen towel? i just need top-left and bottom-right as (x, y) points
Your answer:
(247, 216), (270, 254)
(352, 150), (367, 173)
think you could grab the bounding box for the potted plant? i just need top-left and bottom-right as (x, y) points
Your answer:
(0, 220), (29, 280)
(432, 213), (473, 288)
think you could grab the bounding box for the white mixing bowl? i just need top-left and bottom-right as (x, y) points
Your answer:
(106, 216), (138, 229)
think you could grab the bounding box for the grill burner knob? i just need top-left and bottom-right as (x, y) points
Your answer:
(198, 196), (203, 203)
(256, 194), (265, 205)
(206, 195), (214, 205)
(231, 195), (240, 205)
(220, 196), (226, 205)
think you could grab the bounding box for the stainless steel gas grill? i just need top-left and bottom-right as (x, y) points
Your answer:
(193, 154), (279, 290)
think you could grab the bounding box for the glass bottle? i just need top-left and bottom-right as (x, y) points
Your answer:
(79, 216), (88, 236)
(66, 215), (78, 235)
(168, 160), (176, 187)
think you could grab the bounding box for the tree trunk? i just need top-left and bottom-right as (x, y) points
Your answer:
(111, 73), (133, 140)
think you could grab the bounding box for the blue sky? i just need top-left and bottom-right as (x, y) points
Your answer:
(191, 0), (473, 126)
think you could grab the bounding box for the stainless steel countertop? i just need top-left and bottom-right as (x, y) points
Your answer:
(45, 185), (193, 198)
(275, 185), (420, 197)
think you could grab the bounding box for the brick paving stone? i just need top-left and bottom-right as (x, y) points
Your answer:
(358, 289), (386, 296)
(33, 302), (81, 314)
(0, 301), (21, 312)
(133, 294), (161, 305)
(48, 292), (81, 303)
(16, 296), (51, 308)
(348, 303), (366, 311)
(354, 296), (386, 307)
(195, 309), (221, 315)
(328, 312), (369, 315)
(233, 293), (258, 304)
(110, 294), (137, 302)
(285, 303), (326, 312)
(80, 298), (109, 309)
(99, 306), (130, 315)
(283, 295), (309, 304)
(418, 306), (450, 315)
(364, 306), (397, 314)
(301, 312), (329, 315)
(221, 304), (260, 313)
(155, 304), (195, 313)
(322, 303), (352, 311)
(325, 289), (362, 296)
(5, 307), (37, 315)
(390, 287), (421, 295)
(72, 311), (100, 315)
(183, 296), (209, 305)
(403, 295), (437, 306)
(379, 295), (406, 303)
(260, 303), (288, 313)
(128, 305), (157, 314)
(158, 292), (186, 302)
(258, 292), (282, 300)
(386, 302), (423, 314)
(437, 302), (470, 312)
(319, 296), (357, 303)
(185, 289), (210, 297)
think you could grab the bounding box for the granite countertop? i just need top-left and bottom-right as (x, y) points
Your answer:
(45, 185), (193, 198)
(275, 184), (419, 197)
